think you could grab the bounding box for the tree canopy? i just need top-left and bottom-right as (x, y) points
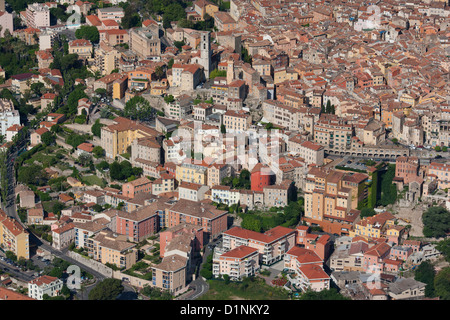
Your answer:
(75, 25), (100, 44)
(414, 261), (436, 298)
(123, 96), (154, 122)
(434, 267), (450, 300)
(422, 206), (450, 238)
(88, 278), (124, 300)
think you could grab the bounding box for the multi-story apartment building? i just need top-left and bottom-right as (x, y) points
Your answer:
(166, 199), (228, 240)
(0, 99), (21, 136)
(28, 275), (63, 300)
(25, 3), (50, 28)
(348, 211), (395, 241)
(101, 28), (129, 46)
(101, 117), (162, 159)
(151, 254), (188, 295)
(87, 229), (137, 269)
(395, 156), (420, 184)
(193, 103), (213, 122)
(193, 0), (219, 19)
(73, 220), (109, 249)
(122, 177), (152, 199)
(178, 181), (209, 202)
(288, 139), (324, 166)
(164, 94), (193, 120)
(0, 209), (29, 259)
(211, 185), (240, 206)
(207, 163), (230, 188)
(170, 63), (203, 91)
(176, 161), (208, 185)
(115, 205), (159, 242)
(97, 7), (124, 22)
(222, 110), (252, 133)
(313, 117), (353, 152)
(221, 225), (296, 265)
(427, 161), (450, 189)
(262, 179), (295, 208)
(0, 11), (13, 37)
(94, 41), (121, 76)
(303, 167), (362, 235)
(129, 27), (161, 60)
(213, 11), (237, 31)
(131, 136), (161, 164)
(212, 245), (260, 280)
(51, 222), (75, 250)
(284, 246), (330, 292)
(152, 173), (176, 195)
(262, 99), (299, 131)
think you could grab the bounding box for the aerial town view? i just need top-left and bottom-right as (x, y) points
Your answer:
(0, 0), (450, 308)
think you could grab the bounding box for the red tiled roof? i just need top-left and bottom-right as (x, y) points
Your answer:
(220, 245), (258, 259)
(298, 264), (329, 280)
(29, 275), (59, 286)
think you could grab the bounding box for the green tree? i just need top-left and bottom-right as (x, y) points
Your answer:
(109, 161), (123, 180)
(299, 288), (350, 300)
(41, 131), (55, 146)
(377, 164), (397, 206)
(91, 119), (104, 138)
(5, 251), (17, 262)
(422, 206), (450, 238)
(164, 94), (175, 104)
(360, 207), (377, 219)
(92, 146), (105, 158)
(414, 261), (436, 297)
(124, 96), (154, 122)
(436, 238), (450, 262)
(434, 267), (450, 300)
(75, 25), (100, 44)
(241, 215), (262, 232)
(88, 278), (124, 300)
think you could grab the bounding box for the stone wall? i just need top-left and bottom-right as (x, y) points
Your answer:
(67, 251), (113, 278)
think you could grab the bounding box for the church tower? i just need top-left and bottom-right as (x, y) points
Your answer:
(200, 31), (211, 79)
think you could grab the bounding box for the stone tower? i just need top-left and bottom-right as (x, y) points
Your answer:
(199, 31), (211, 79)
(227, 58), (234, 84)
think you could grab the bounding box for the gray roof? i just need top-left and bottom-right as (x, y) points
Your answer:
(388, 278), (426, 295)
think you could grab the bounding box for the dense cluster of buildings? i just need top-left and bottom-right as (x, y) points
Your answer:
(0, 0), (449, 300)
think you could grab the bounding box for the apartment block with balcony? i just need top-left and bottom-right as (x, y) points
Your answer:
(25, 3), (50, 28)
(0, 209), (29, 259)
(221, 225), (296, 266)
(313, 117), (353, 152)
(94, 41), (121, 76)
(86, 229), (137, 270)
(284, 246), (330, 292)
(151, 254), (188, 294)
(213, 245), (260, 280)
